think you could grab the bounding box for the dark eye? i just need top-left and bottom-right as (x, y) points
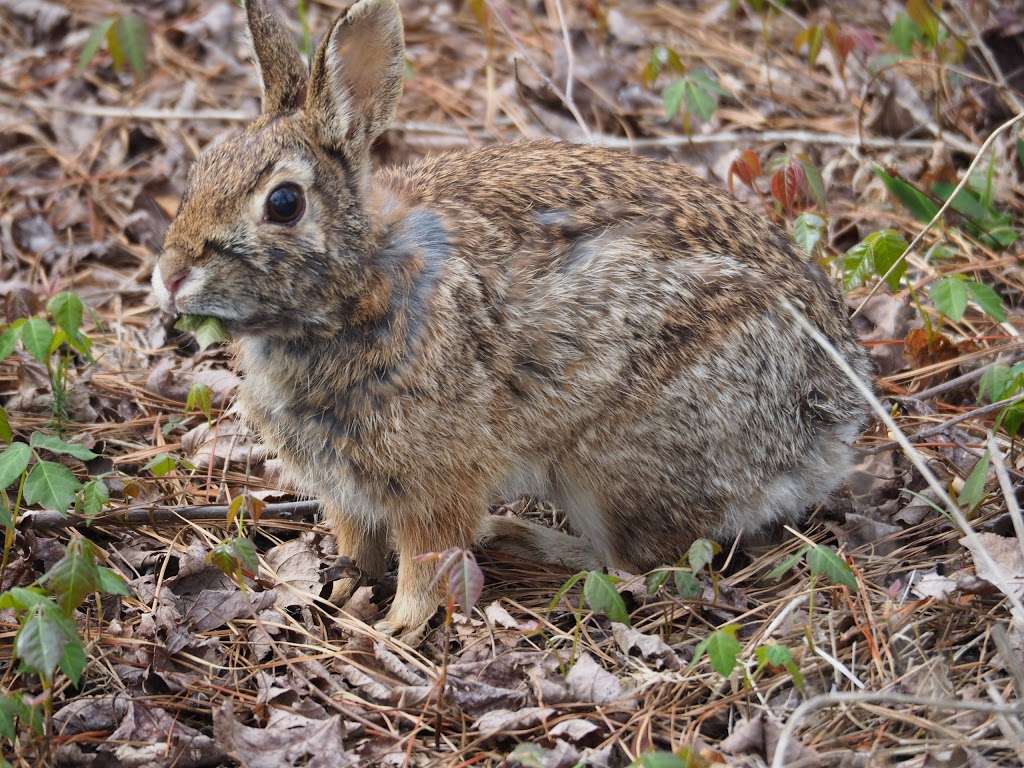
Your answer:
(265, 183), (305, 225)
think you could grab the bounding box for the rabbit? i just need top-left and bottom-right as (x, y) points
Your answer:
(151, 0), (871, 642)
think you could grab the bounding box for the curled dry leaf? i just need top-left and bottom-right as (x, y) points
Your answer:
(612, 623), (681, 669)
(565, 653), (626, 705)
(474, 706), (555, 737)
(264, 535), (321, 608)
(214, 700), (358, 768)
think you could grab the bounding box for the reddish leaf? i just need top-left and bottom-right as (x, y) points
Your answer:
(770, 162), (804, 215)
(728, 149), (761, 193)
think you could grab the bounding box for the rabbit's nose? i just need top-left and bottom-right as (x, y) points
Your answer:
(164, 268), (190, 297)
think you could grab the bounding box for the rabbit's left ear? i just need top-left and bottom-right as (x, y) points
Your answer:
(306, 0), (404, 167)
(244, 0), (309, 114)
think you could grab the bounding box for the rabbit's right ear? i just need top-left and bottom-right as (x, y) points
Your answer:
(244, 0), (308, 115)
(306, 0), (404, 173)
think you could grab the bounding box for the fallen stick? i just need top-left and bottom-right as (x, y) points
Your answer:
(21, 500), (322, 533)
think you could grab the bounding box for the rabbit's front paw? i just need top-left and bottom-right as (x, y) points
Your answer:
(373, 598), (436, 645)
(328, 577), (359, 605)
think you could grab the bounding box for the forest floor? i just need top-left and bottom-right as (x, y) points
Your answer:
(2, 1), (1024, 766)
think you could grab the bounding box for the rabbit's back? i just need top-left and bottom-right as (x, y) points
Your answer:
(359, 142), (870, 565)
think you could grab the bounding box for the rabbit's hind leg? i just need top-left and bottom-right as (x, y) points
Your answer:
(476, 515), (605, 571)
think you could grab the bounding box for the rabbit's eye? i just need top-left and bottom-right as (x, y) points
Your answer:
(265, 183), (305, 225)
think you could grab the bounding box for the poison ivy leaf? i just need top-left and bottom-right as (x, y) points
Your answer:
(965, 280), (1007, 322)
(844, 230), (907, 290)
(0, 325), (17, 361)
(646, 569), (670, 594)
(0, 406), (12, 444)
(30, 432), (97, 461)
(629, 753), (688, 768)
(683, 70), (722, 122)
(186, 383), (213, 419)
(44, 538), (99, 614)
(145, 453), (177, 477)
(907, 0), (939, 47)
(24, 460), (81, 514)
(930, 276), (969, 322)
(978, 364), (1013, 404)
(584, 570), (629, 624)
(15, 601), (83, 684)
(693, 624), (741, 677)
(78, 479), (109, 519)
(209, 537), (259, 584)
(77, 18), (114, 72)
(798, 157), (826, 209)
(0, 442), (30, 489)
(175, 315), (229, 351)
(0, 586), (50, 612)
(547, 570), (586, 612)
(674, 570), (701, 599)
(875, 167), (939, 223)
(0, 693), (29, 742)
(806, 544), (857, 591)
(663, 80), (686, 119)
(959, 451), (990, 512)
(20, 318), (53, 364)
(889, 13), (921, 55)
(687, 538), (719, 574)
(47, 292), (84, 337)
(115, 14), (147, 78)
(95, 566), (131, 596)
(755, 643), (805, 688)
(768, 545), (809, 580)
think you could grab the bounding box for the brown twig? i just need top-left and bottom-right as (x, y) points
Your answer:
(21, 500), (322, 532)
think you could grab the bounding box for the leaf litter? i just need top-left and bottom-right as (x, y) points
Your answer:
(1, 0), (1024, 766)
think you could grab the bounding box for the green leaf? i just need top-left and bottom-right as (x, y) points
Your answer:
(44, 538), (99, 614)
(683, 70), (722, 122)
(20, 318), (53, 364)
(1017, 139), (1024, 170)
(24, 460), (81, 514)
(47, 292), (84, 337)
(646, 569), (670, 594)
(508, 744), (548, 768)
(0, 693), (29, 742)
(78, 479), (109, 519)
(687, 538), (719, 574)
(889, 13), (921, 56)
(145, 453), (177, 478)
(798, 158), (827, 210)
(702, 625), (741, 676)
(547, 570), (586, 612)
(673, 570), (701, 599)
(15, 601), (83, 684)
(755, 643), (805, 688)
(583, 570), (630, 624)
(95, 566), (131, 596)
(115, 14), (147, 79)
(930, 276), (969, 322)
(792, 212), (826, 257)
(663, 80), (686, 119)
(30, 432), (97, 461)
(0, 442), (30, 489)
(768, 545), (809, 580)
(175, 315), (230, 351)
(875, 167), (940, 223)
(843, 229), (907, 291)
(77, 18), (114, 72)
(0, 586), (50, 612)
(965, 280), (1006, 322)
(0, 325), (17, 361)
(186, 383), (213, 419)
(629, 753), (688, 768)
(958, 451), (990, 512)
(0, 406), (11, 444)
(978, 364), (1013, 404)
(806, 544), (857, 591)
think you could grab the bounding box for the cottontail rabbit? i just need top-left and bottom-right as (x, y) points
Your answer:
(152, 0), (871, 641)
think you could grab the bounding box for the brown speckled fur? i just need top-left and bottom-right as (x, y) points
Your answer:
(153, 0), (871, 641)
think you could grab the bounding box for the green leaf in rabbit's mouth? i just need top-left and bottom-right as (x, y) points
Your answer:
(174, 314), (230, 351)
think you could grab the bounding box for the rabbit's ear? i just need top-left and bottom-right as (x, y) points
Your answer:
(306, 0), (404, 166)
(244, 0), (308, 114)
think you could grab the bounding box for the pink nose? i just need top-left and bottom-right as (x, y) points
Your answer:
(164, 268), (189, 296)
